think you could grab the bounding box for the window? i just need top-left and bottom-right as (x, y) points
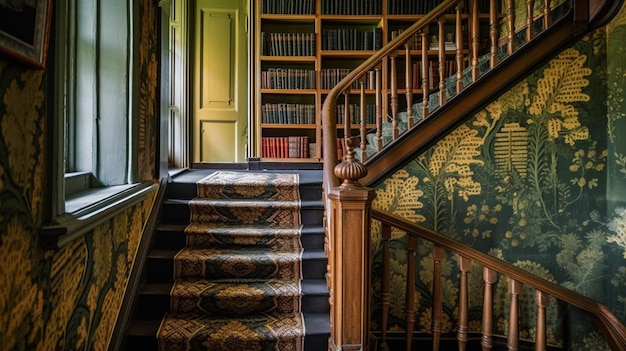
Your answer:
(41, 0), (155, 248)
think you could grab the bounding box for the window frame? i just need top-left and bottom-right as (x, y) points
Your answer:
(41, 0), (156, 249)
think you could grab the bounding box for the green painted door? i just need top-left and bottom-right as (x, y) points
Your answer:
(193, 0), (248, 162)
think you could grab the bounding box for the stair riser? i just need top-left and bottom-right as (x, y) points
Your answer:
(135, 292), (329, 320)
(146, 256), (327, 283)
(162, 201), (323, 226)
(153, 227), (325, 251)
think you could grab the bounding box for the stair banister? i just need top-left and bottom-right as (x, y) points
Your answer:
(371, 209), (626, 350)
(321, 2), (461, 350)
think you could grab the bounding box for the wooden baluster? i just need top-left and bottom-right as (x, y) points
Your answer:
(543, 0), (551, 29)
(343, 91), (350, 158)
(535, 291), (550, 351)
(508, 279), (522, 351)
(481, 268), (497, 350)
(421, 28), (430, 118)
(489, 0), (500, 67)
(526, 0), (536, 42)
(380, 223), (392, 351)
(507, 0), (516, 54)
(455, 1), (464, 93)
(432, 246), (445, 351)
(375, 67), (383, 151)
(405, 44), (414, 128)
(438, 16), (446, 106)
(470, 0), (480, 81)
(359, 81), (367, 162)
(390, 55), (399, 139)
(405, 235), (417, 351)
(457, 256), (471, 351)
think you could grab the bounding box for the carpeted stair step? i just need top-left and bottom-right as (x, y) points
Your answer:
(154, 223), (325, 251)
(146, 248), (327, 283)
(142, 170), (329, 351)
(135, 279), (329, 319)
(161, 198), (323, 226)
(158, 312), (306, 350)
(173, 246), (302, 280)
(169, 278), (301, 315)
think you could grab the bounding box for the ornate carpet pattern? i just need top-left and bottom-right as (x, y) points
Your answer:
(157, 171), (305, 351)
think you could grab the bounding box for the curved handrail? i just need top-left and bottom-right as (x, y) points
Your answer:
(372, 208), (626, 350)
(321, 0), (460, 194)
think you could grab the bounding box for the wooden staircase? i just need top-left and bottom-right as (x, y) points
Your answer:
(120, 169), (330, 350)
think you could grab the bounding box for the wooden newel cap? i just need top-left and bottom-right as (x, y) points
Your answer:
(334, 137), (368, 187)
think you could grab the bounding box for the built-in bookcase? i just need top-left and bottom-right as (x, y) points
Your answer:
(255, 0), (498, 161)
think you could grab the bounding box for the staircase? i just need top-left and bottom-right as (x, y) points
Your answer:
(122, 169), (329, 350)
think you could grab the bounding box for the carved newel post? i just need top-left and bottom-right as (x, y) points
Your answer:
(327, 137), (377, 351)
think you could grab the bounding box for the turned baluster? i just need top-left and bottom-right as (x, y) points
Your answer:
(507, 279), (522, 351)
(375, 67), (383, 151)
(405, 44), (414, 128)
(389, 55), (399, 139)
(359, 81), (367, 162)
(470, 0), (480, 81)
(457, 256), (471, 351)
(526, 0), (536, 42)
(543, 0), (551, 29)
(343, 91), (350, 158)
(405, 235), (417, 351)
(455, 1), (465, 93)
(489, 0), (500, 67)
(432, 246), (445, 351)
(481, 268), (497, 350)
(535, 290), (550, 351)
(507, 0), (516, 54)
(380, 223), (392, 351)
(438, 16), (446, 106)
(421, 28), (430, 118)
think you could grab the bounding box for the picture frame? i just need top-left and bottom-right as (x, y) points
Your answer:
(0, 0), (53, 69)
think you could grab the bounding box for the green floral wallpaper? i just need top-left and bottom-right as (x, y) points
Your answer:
(0, 0), (158, 350)
(371, 3), (626, 349)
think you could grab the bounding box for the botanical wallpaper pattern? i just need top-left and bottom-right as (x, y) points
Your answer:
(371, 3), (626, 350)
(0, 0), (158, 350)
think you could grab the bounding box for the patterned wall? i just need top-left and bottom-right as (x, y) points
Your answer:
(371, 3), (626, 349)
(0, 0), (158, 350)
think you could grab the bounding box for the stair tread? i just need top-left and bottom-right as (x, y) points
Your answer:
(140, 279), (329, 296)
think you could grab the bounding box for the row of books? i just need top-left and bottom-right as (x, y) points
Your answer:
(321, 27), (382, 51)
(261, 32), (315, 56)
(262, 136), (313, 158)
(321, 0), (381, 15)
(320, 68), (361, 90)
(261, 103), (316, 124)
(387, 0), (457, 15)
(336, 104), (377, 125)
(260, 0), (494, 16)
(261, 68), (316, 89)
(261, 0), (315, 14)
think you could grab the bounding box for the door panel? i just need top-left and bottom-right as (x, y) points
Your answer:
(193, 0), (248, 163)
(200, 120), (237, 161)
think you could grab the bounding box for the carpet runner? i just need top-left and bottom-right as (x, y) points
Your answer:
(157, 171), (306, 351)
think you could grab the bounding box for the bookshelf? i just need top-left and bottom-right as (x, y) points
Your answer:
(255, 0), (498, 162)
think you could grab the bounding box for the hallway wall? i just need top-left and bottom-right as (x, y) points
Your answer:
(370, 3), (626, 349)
(0, 0), (159, 350)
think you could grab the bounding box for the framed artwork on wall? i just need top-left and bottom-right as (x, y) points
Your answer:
(0, 0), (52, 69)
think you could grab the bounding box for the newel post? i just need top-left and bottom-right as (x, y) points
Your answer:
(327, 137), (376, 351)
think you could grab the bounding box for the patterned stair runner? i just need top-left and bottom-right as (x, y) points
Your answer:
(157, 171), (305, 351)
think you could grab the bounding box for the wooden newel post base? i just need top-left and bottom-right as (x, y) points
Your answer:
(327, 137), (377, 351)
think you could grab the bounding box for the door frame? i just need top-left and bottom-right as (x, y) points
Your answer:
(159, 0), (255, 169)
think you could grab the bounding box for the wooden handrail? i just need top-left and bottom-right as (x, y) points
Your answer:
(371, 208), (626, 350)
(321, 0), (461, 194)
